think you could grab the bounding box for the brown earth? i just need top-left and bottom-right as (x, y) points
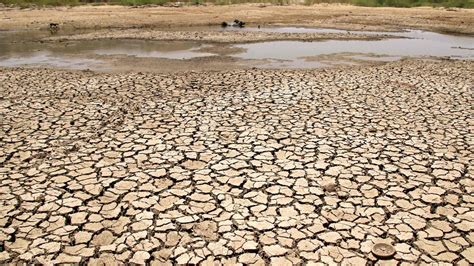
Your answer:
(44, 29), (394, 43)
(0, 3), (473, 34)
(0, 4), (473, 266)
(1, 59), (473, 264)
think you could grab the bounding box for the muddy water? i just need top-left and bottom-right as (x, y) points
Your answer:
(234, 29), (474, 67)
(0, 33), (215, 70)
(0, 27), (472, 71)
(94, 42), (215, 59)
(0, 52), (101, 69)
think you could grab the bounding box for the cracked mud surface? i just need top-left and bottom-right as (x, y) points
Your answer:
(0, 59), (473, 264)
(44, 29), (391, 43)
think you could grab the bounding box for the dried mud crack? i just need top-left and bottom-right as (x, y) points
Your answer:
(0, 59), (473, 264)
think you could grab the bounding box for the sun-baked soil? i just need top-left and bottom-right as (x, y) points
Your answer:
(0, 59), (473, 264)
(0, 4), (473, 34)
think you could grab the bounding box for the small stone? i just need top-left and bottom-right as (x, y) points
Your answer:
(372, 243), (396, 259)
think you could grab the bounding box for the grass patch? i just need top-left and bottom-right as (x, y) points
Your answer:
(0, 0), (80, 6)
(1, 0), (473, 8)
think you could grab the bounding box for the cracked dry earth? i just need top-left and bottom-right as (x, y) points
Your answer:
(0, 60), (473, 265)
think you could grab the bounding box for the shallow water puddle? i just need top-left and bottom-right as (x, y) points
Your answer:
(0, 37), (214, 70)
(232, 29), (474, 68)
(93, 41), (215, 59)
(0, 27), (472, 71)
(1, 36), (208, 57)
(0, 51), (101, 69)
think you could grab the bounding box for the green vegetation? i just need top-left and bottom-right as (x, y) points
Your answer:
(0, 0), (80, 6)
(1, 0), (473, 8)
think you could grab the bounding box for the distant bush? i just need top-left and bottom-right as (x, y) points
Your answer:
(0, 0), (80, 6)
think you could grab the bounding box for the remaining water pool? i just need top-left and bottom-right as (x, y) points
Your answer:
(0, 27), (472, 71)
(231, 28), (473, 68)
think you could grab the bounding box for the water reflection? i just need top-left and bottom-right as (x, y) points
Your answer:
(0, 27), (472, 71)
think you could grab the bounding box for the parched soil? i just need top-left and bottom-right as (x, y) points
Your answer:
(0, 3), (473, 265)
(45, 29), (394, 43)
(0, 4), (473, 34)
(0, 60), (473, 264)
